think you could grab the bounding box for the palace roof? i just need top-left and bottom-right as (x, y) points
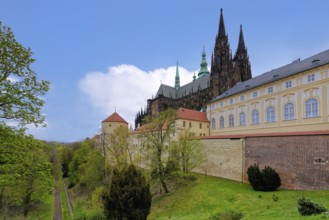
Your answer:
(176, 108), (209, 122)
(211, 49), (329, 102)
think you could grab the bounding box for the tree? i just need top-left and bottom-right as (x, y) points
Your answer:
(177, 130), (207, 174)
(0, 123), (53, 218)
(139, 109), (176, 194)
(106, 126), (133, 167)
(0, 22), (50, 127)
(102, 165), (151, 220)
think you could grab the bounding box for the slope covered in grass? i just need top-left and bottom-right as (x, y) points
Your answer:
(148, 175), (329, 220)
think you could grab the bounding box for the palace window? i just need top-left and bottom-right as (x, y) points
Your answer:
(286, 81), (292, 88)
(220, 101), (224, 107)
(268, 87), (273, 94)
(252, 109), (259, 124)
(229, 114), (234, 127)
(305, 98), (318, 118)
(284, 103), (294, 120)
(252, 91), (258, 98)
(219, 116), (224, 128)
(230, 98), (234, 105)
(239, 112), (246, 126)
(266, 106), (275, 122)
(307, 74), (315, 82)
(240, 95), (245, 101)
(211, 118), (216, 129)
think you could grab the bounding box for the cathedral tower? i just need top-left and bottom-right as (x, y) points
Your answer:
(232, 25), (252, 83)
(210, 8), (233, 98)
(210, 9), (252, 99)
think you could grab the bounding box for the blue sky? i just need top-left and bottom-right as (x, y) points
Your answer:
(1, 1), (329, 142)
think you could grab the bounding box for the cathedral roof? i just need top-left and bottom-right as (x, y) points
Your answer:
(102, 112), (128, 124)
(156, 74), (210, 99)
(211, 48), (329, 102)
(176, 108), (209, 122)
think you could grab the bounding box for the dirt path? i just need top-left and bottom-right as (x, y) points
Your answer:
(53, 175), (62, 220)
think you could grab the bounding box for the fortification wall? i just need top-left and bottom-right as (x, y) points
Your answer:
(244, 135), (329, 189)
(196, 138), (244, 182)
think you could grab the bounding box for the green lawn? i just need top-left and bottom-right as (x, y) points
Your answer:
(148, 174), (329, 220)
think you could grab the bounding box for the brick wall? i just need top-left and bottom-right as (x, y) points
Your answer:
(195, 139), (243, 182)
(244, 135), (329, 189)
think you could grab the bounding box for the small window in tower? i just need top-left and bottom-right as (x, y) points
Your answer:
(109, 124), (111, 127)
(183, 121), (186, 127)
(189, 122), (192, 128)
(199, 123), (202, 129)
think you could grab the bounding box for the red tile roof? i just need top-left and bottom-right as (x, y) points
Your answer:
(102, 112), (128, 124)
(176, 108), (208, 122)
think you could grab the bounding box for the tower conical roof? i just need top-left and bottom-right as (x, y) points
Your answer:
(102, 112), (128, 124)
(237, 25), (246, 50)
(198, 46), (210, 77)
(175, 61), (180, 90)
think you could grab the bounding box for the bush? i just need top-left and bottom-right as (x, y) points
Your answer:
(298, 197), (327, 216)
(208, 210), (243, 220)
(102, 165), (152, 220)
(247, 164), (281, 191)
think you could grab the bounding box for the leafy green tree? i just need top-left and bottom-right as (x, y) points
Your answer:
(106, 126), (131, 167)
(102, 165), (151, 220)
(0, 22), (50, 127)
(68, 140), (104, 189)
(0, 123), (53, 218)
(177, 130), (207, 174)
(139, 109), (176, 193)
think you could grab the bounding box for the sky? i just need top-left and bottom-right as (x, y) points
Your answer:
(1, 1), (329, 142)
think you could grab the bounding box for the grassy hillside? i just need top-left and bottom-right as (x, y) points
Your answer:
(148, 174), (329, 220)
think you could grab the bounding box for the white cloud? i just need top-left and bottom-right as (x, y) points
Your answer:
(79, 64), (196, 126)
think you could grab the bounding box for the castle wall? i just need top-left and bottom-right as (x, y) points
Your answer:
(244, 135), (329, 190)
(195, 138), (244, 182)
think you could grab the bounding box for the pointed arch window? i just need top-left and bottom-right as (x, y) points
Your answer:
(266, 106), (275, 122)
(284, 103), (294, 120)
(252, 109), (259, 124)
(306, 98), (318, 118)
(211, 118), (216, 129)
(239, 112), (246, 126)
(219, 116), (224, 128)
(229, 114), (234, 127)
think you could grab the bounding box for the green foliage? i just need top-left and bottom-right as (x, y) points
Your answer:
(208, 210), (244, 220)
(247, 164), (281, 191)
(68, 140), (104, 189)
(177, 130), (207, 174)
(0, 123), (53, 218)
(139, 108), (177, 193)
(0, 22), (50, 127)
(297, 197), (327, 216)
(102, 165), (151, 220)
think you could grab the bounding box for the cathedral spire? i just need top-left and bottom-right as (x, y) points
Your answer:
(237, 25), (246, 50)
(218, 8), (226, 37)
(198, 46), (210, 78)
(175, 61), (180, 91)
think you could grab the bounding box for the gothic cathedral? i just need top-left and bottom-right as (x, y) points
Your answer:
(135, 9), (252, 129)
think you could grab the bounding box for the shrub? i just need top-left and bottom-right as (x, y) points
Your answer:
(297, 197), (327, 216)
(261, 166), (281, 191)
(247, 164), (281, 191)
(102, 165), (152, 220)
(208, 210), (243, 220)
